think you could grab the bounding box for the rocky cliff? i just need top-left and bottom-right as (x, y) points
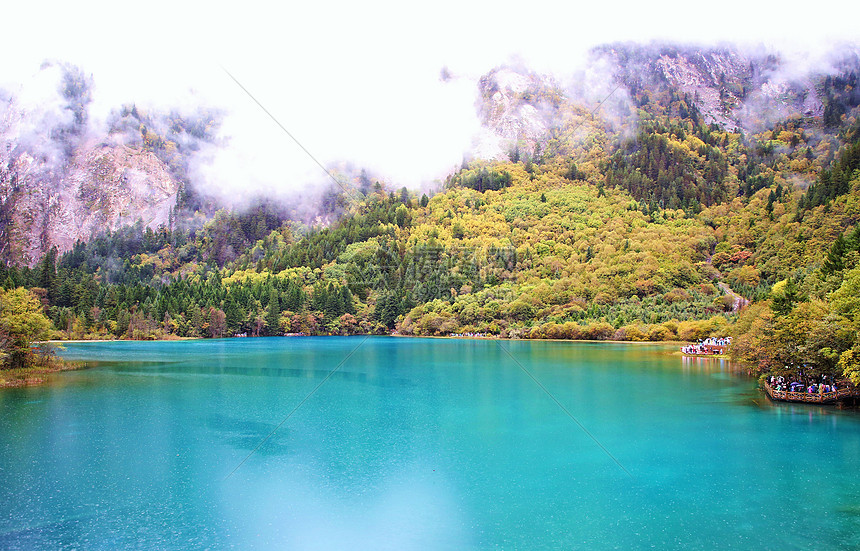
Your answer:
(1, 140), (179, 265)
(589, 43), (841, 131)
(472, 66), (563, 160)
(472, 44), (857, 161)
(0, 62), (194, 266)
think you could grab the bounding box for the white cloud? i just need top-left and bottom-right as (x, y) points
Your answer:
(2, 0), (858, 199)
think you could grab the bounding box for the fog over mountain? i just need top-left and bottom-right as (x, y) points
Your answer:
(1, 1), (859, 264)
(3, 37), (859, 263)
(3, 0), (856, 195)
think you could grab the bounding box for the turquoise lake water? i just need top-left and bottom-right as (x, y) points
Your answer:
(2, 337), (859, 549)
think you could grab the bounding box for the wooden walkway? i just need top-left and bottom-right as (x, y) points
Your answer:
(763, 381), (859, 404)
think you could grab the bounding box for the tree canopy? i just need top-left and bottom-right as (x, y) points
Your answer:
(0, 288), (53, 369)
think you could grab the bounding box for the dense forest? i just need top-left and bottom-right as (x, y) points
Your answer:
(1, 45), (860, 383)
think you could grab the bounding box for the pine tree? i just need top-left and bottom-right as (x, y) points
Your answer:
(765, 190), (776, 219)
(340, 286), (355, 314)
(822, 234), (847, 276)
(324, 283), (342, 320)
(772, 277), (800, 316)
(265, 288), (280, 335)
(38, 247), (59, 304)
(224, 296), (242, 335)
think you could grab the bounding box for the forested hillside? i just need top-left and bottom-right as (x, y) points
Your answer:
(2, 42), (860, 375)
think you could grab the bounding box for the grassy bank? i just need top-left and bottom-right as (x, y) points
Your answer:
(0, 358), (87, 388)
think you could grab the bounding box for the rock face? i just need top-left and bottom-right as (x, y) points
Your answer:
(652, 49), (752, 129)
(469, 44), (855, 166)
(595, 43), (827, 131)
(1, 142), (179, 265)
(473, 66), (561, 160)
(0, 61), (198, 266)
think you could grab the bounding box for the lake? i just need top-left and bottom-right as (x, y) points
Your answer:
(2, 337), (859, 549)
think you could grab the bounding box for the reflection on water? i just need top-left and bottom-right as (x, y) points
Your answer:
(680, 354), (736, 372)
(1, 337), (859, 550)
(207, 413), (293, 455)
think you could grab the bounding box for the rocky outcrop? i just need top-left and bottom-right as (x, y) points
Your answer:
(473, 66), (562, 160)
(469, 44), (840, 165)
(0, 61), (204, 266)
(592, 43), (829, 132)
(652, 49), (752, 129)
(1, 142), (179, 265)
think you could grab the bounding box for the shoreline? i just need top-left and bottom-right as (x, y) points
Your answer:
(45, 333), (696, 345)
(42, 336), (199, 344)
(47, 333), (694, 347)
(394, 333), (691, 345)
(0, 360), (89, 389)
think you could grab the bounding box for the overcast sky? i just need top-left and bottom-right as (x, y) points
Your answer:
(3, 0), (858, 197)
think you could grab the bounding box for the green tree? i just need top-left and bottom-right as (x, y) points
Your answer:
(395, 204), (409, 227)
(209, 307), (227, 338)
(224, 296), (243, 335)
(771, 277), (801, 317)
(821, 233), (847, 276)
(0, 288), (53, 368)
(839, 346), (860, 386)
(38, 247), (59, 303)
(266, 288), (280, 335)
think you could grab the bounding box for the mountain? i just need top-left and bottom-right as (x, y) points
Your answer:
(472, 66), (563, 160)
(0, 64), (378, 266)
(596, 43), (860, 131)
(4, 44), (858, 266)
(0, 63), (200, 266)
(1, 42), (859, 373)
(1, 140), (180, 264)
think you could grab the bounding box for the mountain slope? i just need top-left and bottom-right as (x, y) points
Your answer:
(0, 41), (859, 351)
(1, 142), (179, 264)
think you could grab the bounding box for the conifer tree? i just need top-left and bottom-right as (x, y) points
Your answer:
(822, 234), (847, 276)
(266, 288), (280, 335)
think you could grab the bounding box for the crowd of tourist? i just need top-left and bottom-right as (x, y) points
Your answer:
(768, 374), (840, 394)
(681, 336), (732, 355)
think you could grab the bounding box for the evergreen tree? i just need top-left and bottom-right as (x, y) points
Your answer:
(374, 291), (401, 328)
(340, 286), (355, 314)
(324, 283), (343, 320)
(772, 278), (800, 317)
(266, 288), (280, 335)
(822, 234), (847, 276)
(37, 247), (59, 303)
(224, 295), (243, 335)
